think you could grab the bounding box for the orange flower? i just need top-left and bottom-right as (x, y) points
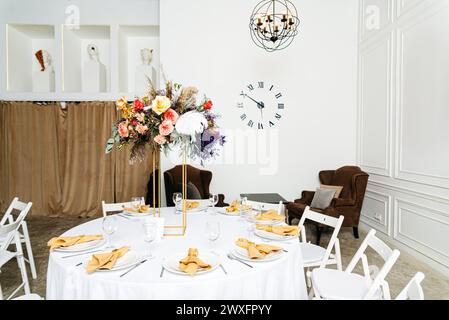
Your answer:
(116, 96), (128, 110)
(154, 135), (167, 145)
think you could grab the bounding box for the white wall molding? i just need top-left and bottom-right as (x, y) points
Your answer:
(361, 190), (391, 235)
(358, 0), (449, 274)
(394, 198), (449, 268)
(367, 180), (449, 205)
(358, 31), (394, 177)
(395, 4), (449, 189)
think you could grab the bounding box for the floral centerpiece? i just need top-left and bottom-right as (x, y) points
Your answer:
(106, 81), (226, 164)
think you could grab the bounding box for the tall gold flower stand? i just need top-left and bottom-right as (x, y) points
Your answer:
(151, 148), (187, 237)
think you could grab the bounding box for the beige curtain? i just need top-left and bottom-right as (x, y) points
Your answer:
(0, 101), (152, 217)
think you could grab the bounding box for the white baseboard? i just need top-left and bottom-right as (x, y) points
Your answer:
(359, 222), (449, 278)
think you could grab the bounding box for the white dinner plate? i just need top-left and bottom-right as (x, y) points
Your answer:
(217, 207), (251, 216)
(122, 209), (152, 217)
(254, 229), (299, 242)
(83, 250), (142, 272)
(53, 238), (106, 253)
(254, 218), (284, 226)
(162, 252), (220, 276)
(233, 245), (284, 262)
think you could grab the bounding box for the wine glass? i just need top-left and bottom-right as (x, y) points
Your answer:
(238, 196), (248, 222)
(173, 192), (182, 213)
(205, 220), (220, 253)
(102, 215), (118, 249)
(131, 197), (142, 210)
(209, 194), (219, 215)
(142, 222), (158, 259)
(245, 214), (256, 240)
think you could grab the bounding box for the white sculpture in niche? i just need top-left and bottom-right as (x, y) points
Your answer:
(134, 48), (157, 93)
(32, 50), (55, 92)
(82, 43), (107, 92)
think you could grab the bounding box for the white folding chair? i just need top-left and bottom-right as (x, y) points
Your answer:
(395, 272), (425, 300)
(299, 207), (344, 288)
(311, 229), (400, 300)
(101, 200), (144, 217)
(0, 208), (31, 300)
(0, 198), (36, 279)
(245, 200), (284, 215)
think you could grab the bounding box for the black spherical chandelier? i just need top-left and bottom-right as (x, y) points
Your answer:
(249, 0), (300, 52)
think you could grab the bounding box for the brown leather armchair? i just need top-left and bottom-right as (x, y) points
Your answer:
(286, 166), (369, 244)
(163, 165), (228, 207)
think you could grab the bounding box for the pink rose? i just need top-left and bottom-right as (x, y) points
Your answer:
(136, 124), (148, 135)
(159, 120), (174, 136)
(118, 122), (129, 138)
(154, 134), (167, 145)
(135, 112), (145, 123)
(163, 108), (179, 124)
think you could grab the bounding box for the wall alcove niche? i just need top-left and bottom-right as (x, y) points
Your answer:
(62, 25), (111, 93)
(7, 24), (56, 92)
(118, 25), (160, 95)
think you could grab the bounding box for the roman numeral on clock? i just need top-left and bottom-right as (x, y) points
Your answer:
(269, 85), (274, 91)
(258, 123), (264, 130)
(237, 102), (244, 108)
(278, 103), (285, 110)
(275, 113), (282, 120)
(275, 93), (282, 99)
(258, 82), (264, 88)
(247, 84), (254, 91)
(248, 120), (254, 128)
(269, 121), (275, 127)
(240, 114), (247, 121)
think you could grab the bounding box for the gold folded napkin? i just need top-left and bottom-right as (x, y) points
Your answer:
(47, 234), (103, 251)
(256, 224), (299, 236)
(235, 238), (282, 259)
(185, 201), (200, 210)
(255, 210), (284, 221)
(86, 246), (130, 274)
(179, 248), (212, 276)
(226, 200), (252, 213)
(123, 204), (150, 213)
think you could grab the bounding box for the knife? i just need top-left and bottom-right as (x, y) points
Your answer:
(119, 259), (147, 278)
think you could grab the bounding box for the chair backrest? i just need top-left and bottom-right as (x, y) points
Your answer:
(396, 272), (425, 300)
(0, 209), (29, 250)
(319, 166), (369, 203)
(299, 206), (344, 267)
(345, 229), (400, 299)
(245, 200), (284, 215)
(163, 165), (212, 206)
(0, 197), (32, 226)
(101, 200), (143, 217)
(298, 206), (344, 241)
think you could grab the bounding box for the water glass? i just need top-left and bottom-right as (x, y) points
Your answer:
(131, 197), (143, 209)
(142, 222), (157, 259)
(173, 192), (182, 213)
(205, 220), (220, 252)
(102, 215), (118, 249)
(209, 194), (219, 215)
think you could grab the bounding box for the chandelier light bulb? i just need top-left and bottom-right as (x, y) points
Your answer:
(249, 0), (301, 52)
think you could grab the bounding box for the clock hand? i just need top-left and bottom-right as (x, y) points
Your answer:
(243, 93), (264, 109)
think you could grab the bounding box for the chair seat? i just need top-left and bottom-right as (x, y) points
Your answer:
(0, 248), (16, 268)
(312, 268), (381, 300)
(12, 293), (43, 300)
(299, 242), (332, 264)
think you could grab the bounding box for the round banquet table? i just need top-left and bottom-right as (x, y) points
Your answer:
(46, 208), (308, 300)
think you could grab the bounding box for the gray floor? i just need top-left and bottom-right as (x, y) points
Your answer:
(1, 216), (449, 299)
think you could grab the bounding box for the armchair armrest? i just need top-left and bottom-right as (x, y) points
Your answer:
(294, 190), (315, 205)
(332, 197), (356, 207)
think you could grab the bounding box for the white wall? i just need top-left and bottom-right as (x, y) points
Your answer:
(358, 0), (449, 275)
(159, 0), (359, 204)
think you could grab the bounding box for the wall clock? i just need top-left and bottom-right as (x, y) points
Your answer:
(237, 81), (285, 129)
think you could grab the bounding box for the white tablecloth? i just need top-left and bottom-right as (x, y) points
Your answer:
(46, 208), (308, 300)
